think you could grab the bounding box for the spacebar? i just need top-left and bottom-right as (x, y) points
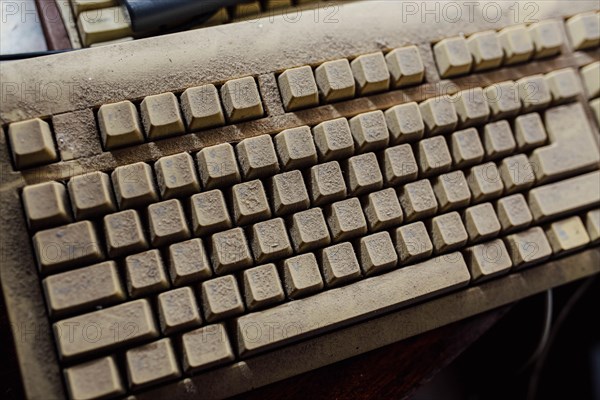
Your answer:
(236, 253), (471, 357)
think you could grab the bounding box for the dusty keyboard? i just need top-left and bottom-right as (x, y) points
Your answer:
(1, 1), (600, 399)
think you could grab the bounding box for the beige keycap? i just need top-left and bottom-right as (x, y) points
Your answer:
(8, 118), (57, 169)
(168, 239), (212, 286)
(111, 162), (158, 209)
(467, 30), (503, 71)
(155, 152), (200, 199)
(450, 128), (485, 168)
(464, 203), (501, 242)
(274, 126), (318, 170)
(499, 25), (534, 65)
(499, 155), (535, 194)
(157, 287), (201, 334)
(434, 171), (471, 212)
(313, 118), (355, 161)
(358, 232), (398, 275)
(419, 96), (458, 135)
(485, 81), (522, 120)
(581, 62), (600, 99)
(417, 136), (452, 177)
(467, 163), (504, 202)
(496, 194), (533, 233)
(126, 339), (180, 390)
(202, 7), (229, 25)
(270, 170), (310, 216)
(196, 143), (241, 189)
(364, 188), (403, 232)
(54, 299), (158, 361)
(529, 20), (564, 58)
(77, 6), (132, 46)
(385, 45), (425, 87)
(504, 227), (552, 268)
(236, 134), (280, 179)
(545, 68), (583, 104)
(349, 110), (390, 152)
(308, 161), (347, 206)
(546, 216), (590, 255)
(400, 179), (438, 222)
(315, 59), (356, 102)
(97, 101), (144, 149)
(385, 102), (425, 144)
(147, 199), (190, 247)
(345, 153), (383, 196)
(180, 84), (225, 131)
(242, 264), (285, 310)
(250, 218), (293, 263)
(140, 92), (185, 139)
(586, 209), (600, 243)
(289, 208), (331, 252)
(264, 0), (292, 10)
(382, 143), (419, 186)
(43, 261), (124, 317)
(566, 12), (600, 50)
(64, 357), (124, 400)
(22, 182), (71, 230)
(430, 212), (469, 253)
(465, 239), (513, 281)
(68, 171), (116, 220)
(483, 120), (516, 160)
(220, 76), (264, 122)
(190, 190), (232, 236)
(591, 98), (600, 125)
(72, 0), (116, 15)
(528, 171), (600, 222)
(320, 242), (361, 287)
(278, 66), (319, 111)
(455, 88), (490, 128)
(104, 210), (148, 258)
(33, 221), (103, 274)
(514, 113), (547, 151)
(230, 0), (261, 18)
(517, 75), (552, 112)
(434, 36), (472, 78)
(125, 250), (169, 297)
(326, 198), (368, 242)
(201, 275), (244, 322)
(182, 324), (234, 373)
(231, 180), (271, 225)
(211, 228), (253, 274)
(282, 253), (323, 299)
(351, 52), (390, 95)
(394, 222), (433, 263)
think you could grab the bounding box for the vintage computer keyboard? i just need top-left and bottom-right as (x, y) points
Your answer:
(1, 1), (600, 399)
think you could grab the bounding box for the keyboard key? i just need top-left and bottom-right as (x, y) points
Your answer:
(566, 12), (600, 50)
(22, 182), (71, 230)
(400, 179), (438, 222)
(419, 96), (458, 135)
(274, 126), (318, 170)
(382, 144), (419, 186)
(112, 162), (158, 209)
(97, 101), (144, 149)
(349, 110), (390, 153)
(77, 6), (132, 46)
(282, 253), (323, 299)
(72, 0), (116, 14)
(201, 275), (244, 322)
(499, 25), (534, 65)
(499, 154), (536, 194)
(220, 76), (264, 122)
(467, 163), (504, 202)
(496, 194), (533, 233)
(581, 62), (600, 98)
(450, 128), (485, 168)
(364, 188), (403, 231)
(140, 92), (185, 140)
(231, 180), (271, 225)
(278, 66), (319, 111)
(190, 190), (232, 236)
(250, 218), (293, 263)
(591, 98), (600, 124)
(8, 118), (58, 169)
(157, 287), (202, 334)
(270, 170), (310, 216)
(433, 36), (472, 78)
(434, 171), (472, 212)
(313, 118), (355, 161)
(545, 68), (583, 104)
(455, 87), (490, 128)
(358, 231), (398, 275)
(430, 212), (468, 253)
(236, 134), (280, 179)
(236, 252), (470, 357)
(33, 221), (103, 274)
(243, 264), (285, 310)
(504, 227), (552, 268)
(231, 1), (261, 18)
(125, 250), (169, 297)
(485, 81), (521, 120)
(483, 120), (516, 160)
(517, 75), (552, 112)
(43, 261), (124, 317)
(147, 199), (190, 247)
(417, 136), (452, 177)
(211, 228), (253, 274)
(289, 208), (331, 252)
(54, 299), (158, 361)
(465, 239), (513, 282)
(104, 210), (148, 258)
(168, 239), (212, 286)
(385, 102), (425, 144)
(546, 216), (590, 255)
(126, 339), (180, 390)
(514, 113), (547, 151)
(464, 203), (501, 243)
(326, 198), (368, 242)
(528, 20), (564, 58)
(345, 152), (383, 196)
(351, 52), (390, 95)
(308, 161), (347, 206)
(196, 143), (241, 189)
(315, 59), (356, 102)
(182, 324), (234, 373)
(68, 172), (117, 220)
(385, 45), (425, 87)
(64, 357), (124, 400)
(394, 221), (433, 263)
(467, 30), (503, 71)
(320, 242), (361, 287)
(180, 84), (225, 131)
(586, 209), (600, 244)
(154, 152), (200, 199)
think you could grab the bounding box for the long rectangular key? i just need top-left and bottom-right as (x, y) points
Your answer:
(236, 253), (470, 357)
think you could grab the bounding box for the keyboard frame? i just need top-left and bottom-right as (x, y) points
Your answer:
(1, 1), (599, 398)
